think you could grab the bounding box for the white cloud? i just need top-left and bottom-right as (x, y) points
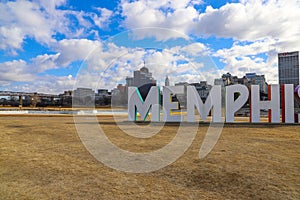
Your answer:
(54, 39), (103, 66)
(190, 0), (300, 84)
(118, 0), (299, 85)
(0, 39), (214, 93)
(0, 0), (58, 50)
(179, 42), (208, 56)
(31, 53), (61, 72)
(0, 26), (24, 53)
(213, 36), (298, 84)
(119, 0), (300, 74)
(120, 0), (200, 40)
(0, 60), (35, 83)
(1, 0), (299, 94)
(0, 0), (113, 53)
(92, 8), (113, 29)
(3, 75), (76, 94)
(120, 0), (300, 44)
(194, 0), (300, 44)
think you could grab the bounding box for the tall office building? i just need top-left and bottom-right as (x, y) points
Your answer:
(125, 63), (156, 88)
(118, 64), (156, 104)
(133, 66), (156, 87)
(278, 51), (299, 87)
(165, 76), (170, 86)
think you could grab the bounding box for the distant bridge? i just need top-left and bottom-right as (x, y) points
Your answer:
(0, 91), (59, 107)
(0, 91), (59, 98)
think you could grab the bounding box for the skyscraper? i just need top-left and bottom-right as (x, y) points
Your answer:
(123, 64), (157, 103)
(133, 66), (156, 87)
(278, 51), (299, 87)
(165, 76), (170, 86)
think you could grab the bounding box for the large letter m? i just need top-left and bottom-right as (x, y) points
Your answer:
(128, 86), (160, 122)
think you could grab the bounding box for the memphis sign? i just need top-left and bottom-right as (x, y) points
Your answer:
(128, 84), (300, 123)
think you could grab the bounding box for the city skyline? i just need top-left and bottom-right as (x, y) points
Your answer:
(1, 49), (298, 95)
(0, 1), (300, 94)
(0, 64), (298, 107)
(0, 69), (278, 95)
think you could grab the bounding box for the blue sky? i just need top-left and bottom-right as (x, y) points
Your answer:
(0, 0), (299, 93)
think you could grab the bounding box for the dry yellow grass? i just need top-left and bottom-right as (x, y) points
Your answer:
(0, 116), (299, 199)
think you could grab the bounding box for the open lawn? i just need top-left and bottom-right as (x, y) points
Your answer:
(0, 116), (299, 199)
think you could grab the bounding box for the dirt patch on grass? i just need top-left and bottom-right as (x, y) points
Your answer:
(0, 116), (299, 199)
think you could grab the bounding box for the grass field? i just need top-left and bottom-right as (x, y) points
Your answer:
(0, 116), (299, 199)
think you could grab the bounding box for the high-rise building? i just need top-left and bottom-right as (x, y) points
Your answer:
(278, 51), (299, 87)
(165, 76), (170, 86)
(133, 66), (156, 87)
(125, 64), (156, 88)
(113, 63), (157, 105)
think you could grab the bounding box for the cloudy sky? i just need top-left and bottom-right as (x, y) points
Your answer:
(0, 0), (299, 94)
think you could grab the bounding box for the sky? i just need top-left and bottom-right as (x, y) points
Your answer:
(0, 0), (299, 94)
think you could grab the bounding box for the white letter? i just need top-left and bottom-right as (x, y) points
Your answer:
(295, 86), (300, 123)
(225, 84), (249, 122)
(128, 86), (160, 122)
(162, 86), (184, 122)
(187, 85), (222, 122)
(281, 84), (294, 123)
(251, 85), (280, 123)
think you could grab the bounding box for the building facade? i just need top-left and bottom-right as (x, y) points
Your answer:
(165, 76), (170, 86)
(278, 51), (299, 87)
(112, 65), (157, 106)
(215, 72), (268, 95)
(73, 88), (95, 106)
(125, 66), (156, 88)
(132, 66), (156, 87)
(245, 73), (268, 94)
(190, 81), (212, 101)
